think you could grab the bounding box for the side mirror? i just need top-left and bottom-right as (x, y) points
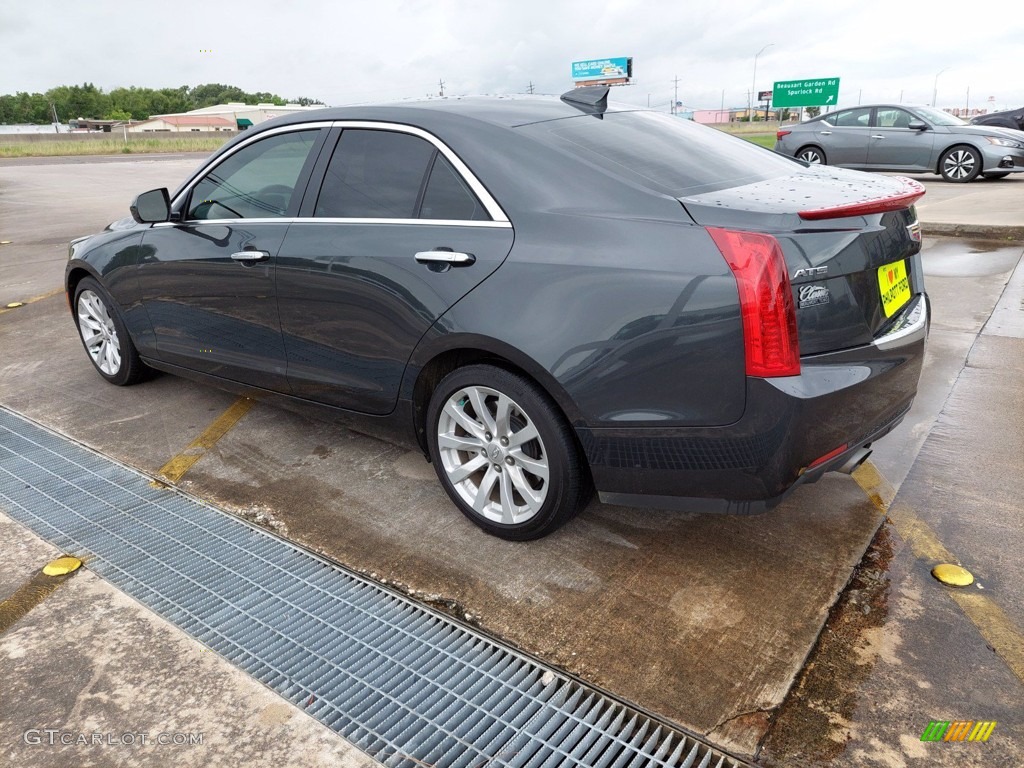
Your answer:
(907, 120), (928, 131)
(130, 188), (171, 224)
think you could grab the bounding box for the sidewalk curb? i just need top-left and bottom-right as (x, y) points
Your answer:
(922, 222), (1024, 243)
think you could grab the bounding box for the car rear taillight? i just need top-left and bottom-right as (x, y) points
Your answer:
(776, 129), (791, 140)
(708, 227), (801, 378)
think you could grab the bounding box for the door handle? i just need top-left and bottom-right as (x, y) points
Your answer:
(820, 130), (832, 135)
(871, 134), (885, 139)
(230, 250), (270, 262)
(415, 250), (476, 266)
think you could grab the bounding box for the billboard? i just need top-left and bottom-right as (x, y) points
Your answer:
(572, 57), (633, 85)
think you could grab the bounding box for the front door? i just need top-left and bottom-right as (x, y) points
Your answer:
(136, 128), (326, 389)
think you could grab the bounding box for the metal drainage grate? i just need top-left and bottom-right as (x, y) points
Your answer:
(0, 407), (750, 768)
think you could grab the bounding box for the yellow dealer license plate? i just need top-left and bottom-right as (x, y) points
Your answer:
(878, 260), (911, 318)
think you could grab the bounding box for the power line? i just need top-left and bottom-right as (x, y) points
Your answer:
(527, 82), (535, 95)
(438, 79), (445, 97)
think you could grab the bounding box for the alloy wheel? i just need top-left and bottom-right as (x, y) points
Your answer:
(77, 290), (122, 376)
(942, 149), (977, 180)
(436, 385), (549, 525)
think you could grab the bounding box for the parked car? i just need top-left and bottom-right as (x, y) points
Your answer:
(971, 107), (1024, 132)
(68, 89), (929, 540)
(775, 104), (1024, 182)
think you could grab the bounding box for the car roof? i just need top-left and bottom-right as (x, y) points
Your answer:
(254, 95), (642, 132)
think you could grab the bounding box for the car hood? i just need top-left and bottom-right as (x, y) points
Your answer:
(947, 124), (1024, 141)
(678, 165), (919, 228)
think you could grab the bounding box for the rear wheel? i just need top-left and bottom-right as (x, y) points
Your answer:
(426, 365), (589, 540)
(796, 145), (826, 165)
(939, 145), (982, 182)
(74, 277), (147, 386)
(982, 171), (1011, 180)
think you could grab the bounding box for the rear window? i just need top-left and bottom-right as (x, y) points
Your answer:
(518, 110), (800, 197)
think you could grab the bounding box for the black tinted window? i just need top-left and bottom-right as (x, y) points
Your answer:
(420, 155), (488, 220)
(831, 108), (871, 127)
(519, 110), (800, 197)
(188, 130), (318, 219)
(315, 130), (435, 218)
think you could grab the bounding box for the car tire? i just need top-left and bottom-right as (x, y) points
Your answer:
(939, 145), (982, 183)
(73, 277), (148, 386)
(981, 171), (1011, 180)
(796, 145), (827, 165)
(426, 364), (590, 540)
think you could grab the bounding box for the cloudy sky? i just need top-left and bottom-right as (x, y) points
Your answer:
(3, 0), (1022, 113)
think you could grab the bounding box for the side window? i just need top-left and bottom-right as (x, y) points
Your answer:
(315, 130), (435, 218)
(875, 108), (914, 129)
(188, 130), (319, 220)
(420, 154), (488, 220)
(832, 108), (872, 127)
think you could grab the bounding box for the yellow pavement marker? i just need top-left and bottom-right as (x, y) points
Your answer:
(852, 460), (1024, 684)
(0, 557), (84, 636)
(157, 397), (254, 484)
(0, 287), (64, 315)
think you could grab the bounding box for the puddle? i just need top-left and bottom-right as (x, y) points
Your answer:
(922, 240), (1022, 277)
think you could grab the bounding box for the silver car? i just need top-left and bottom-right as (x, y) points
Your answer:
(775, 104), (1024, 182)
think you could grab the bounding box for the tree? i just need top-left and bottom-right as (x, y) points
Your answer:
(806, 106), (821, 118)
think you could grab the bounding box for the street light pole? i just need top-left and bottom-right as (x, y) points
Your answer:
(751, 43), (774, 122)
(932, 67), (950, 108)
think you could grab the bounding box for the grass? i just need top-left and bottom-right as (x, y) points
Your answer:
(0, 136), (232, 158)
(741, 134), (777, 149)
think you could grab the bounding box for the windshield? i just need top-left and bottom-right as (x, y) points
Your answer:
(913, 107), (968, 126)
(518, 110), (801, 197)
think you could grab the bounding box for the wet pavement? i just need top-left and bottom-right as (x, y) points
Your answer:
(2, 156), (1023, 766)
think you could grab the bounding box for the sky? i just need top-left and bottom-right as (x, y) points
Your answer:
(2, 0), (1022, 114)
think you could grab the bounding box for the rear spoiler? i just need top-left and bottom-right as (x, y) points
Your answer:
(798, 177), (926, 220)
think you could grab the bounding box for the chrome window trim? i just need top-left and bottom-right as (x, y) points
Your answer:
(171, 119), (510, 227)
(153, 217), (511, 229)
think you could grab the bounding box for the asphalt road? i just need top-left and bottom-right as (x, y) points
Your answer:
(1, 155), (1021, 767)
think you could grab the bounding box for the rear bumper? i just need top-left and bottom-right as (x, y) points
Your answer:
(582, 293), (928, 513)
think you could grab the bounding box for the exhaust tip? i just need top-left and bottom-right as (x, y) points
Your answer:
(837, 446), (872, 475)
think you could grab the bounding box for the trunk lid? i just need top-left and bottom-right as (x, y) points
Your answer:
(680, 167), (924, 356)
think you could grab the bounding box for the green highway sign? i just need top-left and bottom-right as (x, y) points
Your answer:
(772, 78), (840, 108)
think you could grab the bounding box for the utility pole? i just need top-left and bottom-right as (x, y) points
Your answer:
(672, 75), (680, 115)
(527, 82), (535, 95)
(439, 79), (445, 97)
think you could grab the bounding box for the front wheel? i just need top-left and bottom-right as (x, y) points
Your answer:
(426, 365), (590, 540)
(74, 277), (148, 386)
(939, 145), (982, 182)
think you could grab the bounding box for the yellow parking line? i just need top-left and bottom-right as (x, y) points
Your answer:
(0, 287), (64, 315)
(157, 397), (254, 484)
(852, 460), (1024, 684)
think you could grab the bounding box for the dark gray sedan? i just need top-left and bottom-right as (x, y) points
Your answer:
(775, 104), (1024, 182)
(67, 90), (928, 539)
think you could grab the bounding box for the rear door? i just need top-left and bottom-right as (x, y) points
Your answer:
(822, 107), (874, 166)
(276, 124), (514, 414)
